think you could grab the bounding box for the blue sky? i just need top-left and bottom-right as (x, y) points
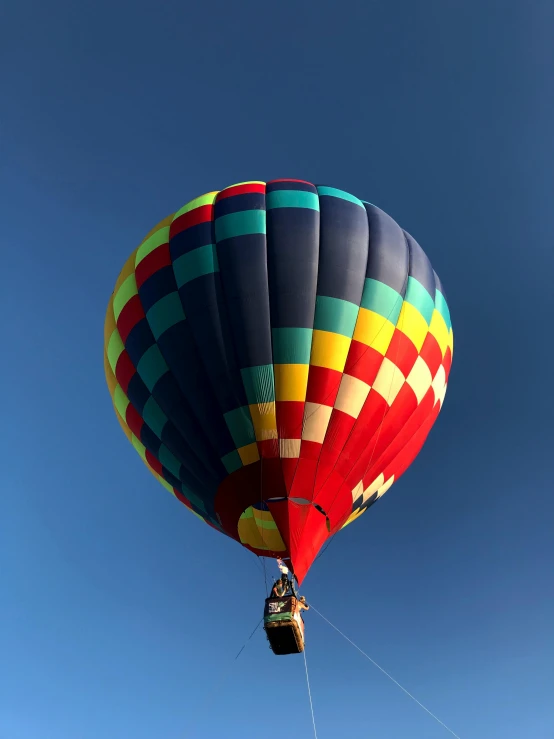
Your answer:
(2, 1), (553, 737)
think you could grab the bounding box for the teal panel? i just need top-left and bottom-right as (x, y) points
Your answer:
(360, 278), (403, 322)
(241, 365), (275, 405)
(313, 296), (359, 337)
(221, 450), (243, 474)
(142, 396), (168, 438)
(224, 406), (256, 448)
(316, 186), (364, 208)
(158, 445), (182, 479)
(435, 290), (452, 330)
(173, 244), (219, 288)
(215, 210), (266, 241)
(136, 344), (169, 392)
(266, 190), (319, 211)
(146, 292), (186, 340)
(271, 327), (313, 365)
(404, 277), (435, 325)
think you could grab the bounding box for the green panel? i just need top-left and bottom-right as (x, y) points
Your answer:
(113, 274), (138, 319)
(224, 406), (256, 448)
(174, 192), (217, 219)
(142, 396), (168, 438)
(435, 290), (452, 330)
(136, 344), (169, 392)
(271, 327), (313, 365)
(158, 445), (182, 479)
(113, 384), (129, 420)
(173, 244), (219, 288)
(215, 210), (266, 241)
(181, 484), (207, 513)
(317, 186), (364, 208)
(314, 296), (359, 337)
(146, 292), (186, 340)
(404, 277), (435, 325)
(221, 450), (243, 474)
(241, 365), (275, 405)
(135, 226), (170, 266)
(360, 278), (403, 322)
(107, 330), (125, 371)
(266, 190), (319, 211)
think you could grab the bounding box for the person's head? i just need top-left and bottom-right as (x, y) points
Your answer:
(300, 596), (306, 603)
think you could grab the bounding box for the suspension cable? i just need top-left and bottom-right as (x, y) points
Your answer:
(311, 604), (461, 739)
(303, 644), (318, 739)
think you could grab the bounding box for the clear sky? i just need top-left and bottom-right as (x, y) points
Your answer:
(2, 1), (553, 738)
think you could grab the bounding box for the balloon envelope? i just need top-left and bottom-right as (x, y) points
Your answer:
(104, 180), (453, 583)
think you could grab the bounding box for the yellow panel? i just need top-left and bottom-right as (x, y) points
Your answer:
(310, 330), (351, 371)
(302, 402), (333, 443)
(341, 507), (367, 529)
(353, 308), (395, 354)
(406, 355), (433, 404)
(249, 402), (278, 440)
(274, 364), (309, 402)
(238, 506), (286, 551)
(372, 357), (405, 405)
(429, 309), (449, 357)
(334, 374), (370, 418)
(448, 327), (454, 356)
(104, 296), (117, 348)
(238, 443), (260, 465)
(397, 301), (428, 352)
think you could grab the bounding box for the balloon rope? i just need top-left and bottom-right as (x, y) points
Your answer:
(303, 643), (318, 739)
(310, 604), (462, 739)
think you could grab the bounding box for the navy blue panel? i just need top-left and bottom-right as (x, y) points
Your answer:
(126, 373), (150, 415)
(267, 180), (317, 193)
(156, 322), (236, 457)
(178, 273), (248, 413)
(316, 195), (368, 305)
(159, 467), (182, 491)
(433, 270), (446, 301)
(138, 266), (176, 313)
(364, 204), (409, 296)
(151, 372), (223, 487)
(124, 319), (155, 367)
(216, 233), (273, 367)
(170, 221), (213, 259)
(215, 192), (265, 217)
(140, 424), (162, 457)
(404, 232), (436, 299)
(266, 206), (319, 328)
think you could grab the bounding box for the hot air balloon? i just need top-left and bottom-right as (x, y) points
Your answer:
(104, 180), (453, 653)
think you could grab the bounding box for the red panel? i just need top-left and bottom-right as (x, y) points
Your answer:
(280, 458), (300, 494)
(115, 350), (136, 394)
(314, 410), (356, 493)
(419, 332), (443, 378)
(344, 340), (383, 386)
(268, 179), (314, 185)
(170, 204), (214, 237)
(258, 439), (279, 458)
(145, 450), (163, 477)
(365, 389), (435, 485)
(299, 440), (322, 460)
(275, 400), (305, 438)
(116, 295), (146, 344)
(216, 183), (266, 200)
(125, 402), (144, 438)
(135, 244), (171, 289)
(385, 329), (419, 378)
(306, 365), (342, 405)
(334, 391), (388, 480)
(289, 458), (317, 501)
(443, 347), (453, 378)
